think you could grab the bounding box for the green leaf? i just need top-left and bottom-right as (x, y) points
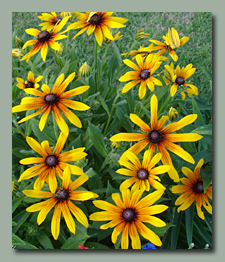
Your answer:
(12, 233), (26, 246)
(116, 106), (132, 132)
(192, 124), (212, 136)
(185, 204), (195, 246)
(12, 135), (30, 150)
(146, 223), (174, 237)
(85, 242), (110, 249)
(200, 167), (212, 193)
(31, 118), (56, 144)
(86, 168), (103, 191)
(98, 95), (110, 116)
(192, 97), (205, 127)
(61, 222), (90, 249)
(12, 196), (25, 214)
(12, 221), (17, 226)
(31, 66), (41, 75)
(57, 59), (70, 77)
(201, 67), (212, 81)
(36, 232), (54, 249)
(170, 211), (182, 249)
(106, 181), (118, 198)
(114, 233), (122, 249)
(12, 210), (31, 234)
(194, 218), (212, 247)
(112, 41), (122, 64)
(88, 121), (108, 157)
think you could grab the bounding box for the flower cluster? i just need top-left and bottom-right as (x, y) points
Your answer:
(12, 12), (212, 250)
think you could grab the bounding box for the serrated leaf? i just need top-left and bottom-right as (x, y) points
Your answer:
(88, 121), (108, 157)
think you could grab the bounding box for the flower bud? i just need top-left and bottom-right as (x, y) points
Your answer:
(111, 141), (121, 149)
(79, 62), (91, 77)
(135, 29), (150, 41)
(168, 107), (178, 121)
(12, 48), (23, 58)
(15, 36), (24, 48)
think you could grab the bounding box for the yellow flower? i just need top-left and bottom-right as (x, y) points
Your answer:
(119, 54), (163, 99)
(21, 16), (70, 62)
(111, 141), (121, 149)
(12, 48), (23, 58)
(38, 12), (67, 31)
(12, 72), (90, 134)
(110, 94), (203, 182)
(172, 159), (212, 220)
(16, 71), (43, 90)
(60, 12), (74, 18)
(149, 28), (189, 61)
(103, 30), (123, 44)
(66, 12), (127, 46)
(23, 165), (98, 240)
(90, 188), (167, 249)
(117, 150), (171, 191)
(79, 62), (91, 77)
(165, 62), (198, 99)
(18, 132), (87, 193)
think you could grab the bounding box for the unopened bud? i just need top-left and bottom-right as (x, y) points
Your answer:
(112, 141), (121, 149)
(56, 42), (64, 56)
(135, 29), (150, 41)
(188, 243), (195, 249)
(15, 36), (24, 48)
(12, 48), (23, 58)
(168, 107), (178, 121)
(79, 62), (91, 77)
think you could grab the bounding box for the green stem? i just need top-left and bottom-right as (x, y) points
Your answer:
(27, 59), (35, 68)
(12, 116), (26, 138)
(52, 111), (58, 140)
(99, 43), (109, 82)
(65, 30), (70, 53)
(94, 40), (98, 92)
(112, 40), (137, 83)
(99, 149), (114, 174)
(163, 53), (170, 81)
(103, 93), (120, 137)
(50, 47), (63, 69)
(158, 95), (171, 116)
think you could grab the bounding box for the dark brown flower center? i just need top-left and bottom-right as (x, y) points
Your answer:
(175, 77), (185, 85)
(53, 16), (62, 24)
(148, 130), (162, 143)
(45, 155), (58, 167)
(25, 82), (34, 88)
(194, 180), (204, 194)
(88, 14), (101, 25)
(55, 189), (69, 201)
(137, 169), (149, 180)
(37, 31), (51, 42)
(140, 69), (151, 80)
(122, 208), (136, 222)
(44, 93), (58, 105)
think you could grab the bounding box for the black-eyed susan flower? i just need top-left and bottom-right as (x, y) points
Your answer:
(12, 72), (90, 134)
(110, 94), (203, 182)
(16, 71), (43, 90)
(38, 12), (64, 31)
(117, 150), (170, 192)
(119, 54), (163, 99)
(23, 166), (98, 240)
(172, 159), (212, 220)
(66, 12), (127, 46)
(165, 62), (198, 99)
(18, 132), (87, 193)
(135, 28), (150, 41)
(90, 188), (168, 249)
(21, 16), (70, 62)
(149, 28), (189, 61)
(103, 30), (123, 44)
(121, 44), (155, 60)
